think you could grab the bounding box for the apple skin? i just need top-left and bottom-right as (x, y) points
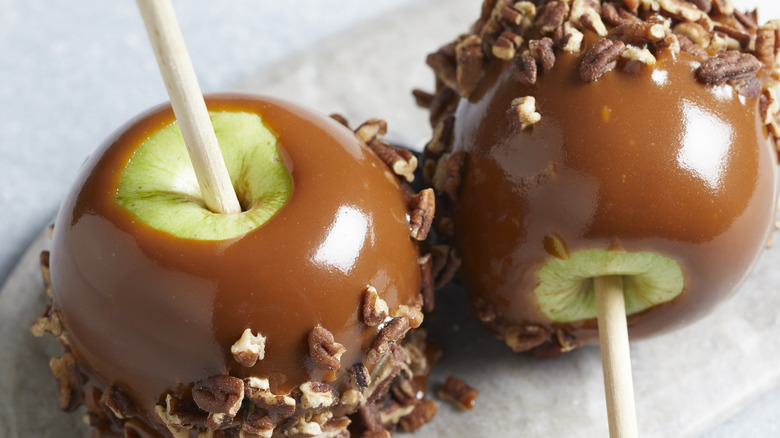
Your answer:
(438, 47), (778, 349)
(49, 94), (422, 423)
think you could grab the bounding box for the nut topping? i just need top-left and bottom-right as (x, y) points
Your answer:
(298, 381), (337, 410)
(354, 119), (387, 145)
(504, 324), (550, 352)
(579, 38), (626, 82)
(511, 51), (537, 86)
(529, 37), (556, 71)
(362, 286), (389, 327)
(409, 188), (435, 241)
(456, 35), (484, 97)
(398, 399), (438, 432)
(535, 1), (569, 35)
(308, 325), (346, 371)
(49, 352), (83, 412)
(230, 328), (267, 368)
(244, 377), (296, 417)
(508, 96), (541, 132)
(697, 50), (762, 85)
(437, 376), (480, 410)
(100, 384), (137, 420)
(192, 375), (244, 429)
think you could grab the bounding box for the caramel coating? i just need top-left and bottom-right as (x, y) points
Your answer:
(49, 95), (421, 427)
(451, 49), (778, 344)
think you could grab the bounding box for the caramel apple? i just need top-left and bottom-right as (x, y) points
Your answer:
(32, 94), (438, 437)
(420, 0), (780, 356)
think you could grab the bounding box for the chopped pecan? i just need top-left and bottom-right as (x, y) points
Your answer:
(529, 37), (556, 71)
(656, 33), (681, 54)
(504, 324), (550, 352)
(609, 22), (666, 46)
(621, 47), (657, 65)
(411, 89), (434, 109)
(308, 325), (346, 372)
(368, 140), (417, 183)
(355, 119), (387, 145)
(556, 329), (579, 353)
(443, 151), (465, 201)
(362, 286), (389, 327)
(713, 23), (751, 50)
(30, 301), (62, 337)
(756, 27), (777, 66)
(155, 393), (204, 438)
(329, 113), (349, 128)
(732, 77), (762, 99)
(689, 0), (712, 12)
(425, 114), (453, 158)
(501, 4), (524, 27)
(378, 401), (416, 428)
(658, 0), (708, 22)
(390, 375), (418, 406)
(242, 405), (277, 438)
(734, 8), (757, 30)
(425, 50), (457, 91)
(286, 415), (323, 437)
(602, 3), (640, 26)
(678, 35), (709, 60)
(40, 250), (52, 297)
(393, 305), (424, 329)
(244, 377), (296, 417)
(230, 328), (267, 368)
(298, 381), (337, 410)
(455, 35), (483, 97)
(418, 254), (434, 313)
(429, 245), (461, 290)
(507, 96), (541, 132)
(555, 22), (585, 54)
(492, 35), (517, 60)
(438, 376), (479, 410)
(398, 399), (438, 432)
(535, 1), (569, 35)
(510, 51), (537, 86)
(710, 0), (734, 16)
(579, 38), (626, 83)
(192, 375), (244, 429)
(371, 317), (411, 358)
(358, 404), (387, 435)
(673, 21), (711, 48)
(352, 362), (372, 389)
(697, 51), (761, 85)
(572, 0), (608, 36)
(409, 188), (435, 241)
(340, 388), (363, 412)
(49, 352), (83, 412)
(100, 384), (137, 420)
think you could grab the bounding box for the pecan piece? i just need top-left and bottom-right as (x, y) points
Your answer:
(298, 381), (337, 410)
(192, 375), (244, 429)
(30, 301), (62, 338)
(244, 377), (296, 417)
(49, 352), (83, 412)
(425, 50), (457, 90)
(579, 38), (626, 83)
(504, 324), (550, 352)
(358, 404), (387, 437)
(529, 37), (556, 71)
(100, 384), (137, 419)
(308, 325), (346, 371)
(507, 96), (541, 132)
(755, 27), (777, 66)
(713, 23), (751, 50)
(399, 399), (438, 432)
(355, 118), (387, 144)
(492, 34), (517, 60)
(230, 328), (267, 368)
(409, 188), (435, 241)
(602, 3), (640, 26)
(442, 151), (465, 201)
(425, 114), (453, 158)
(678, 35), (709, 60)
(609, 22), (666, 46)
(155, 394), (203, 438)
(351, 362), (371, 389)
(362, 286), (389, 327)
(534, 1), (569, 35)
(242, 405), (277, 438)
(621, 47), (657, 66)
(697, 51), (762, 85)
(418, 254), (434, 312)
(411, 89), (434, 109)
(673, 22), (711, 48)
(555, 22), (585, 54)
(510, 51), (537, 86)
(371, 317), (411, 358)
(368, 140), (417, 183)
(572, 0), (608, 36)
(329, 113), (349, 128)
(438, 376), (479, 410)
(455, 35), (484, 97)
(393, 304), (424, 329)
(658, 0), (708, 22)
(40, 250), (52, 297)
(429, 245), (461, 290)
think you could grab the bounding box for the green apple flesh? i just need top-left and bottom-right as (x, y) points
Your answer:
(534, 250), (684, 323)
(116, 111), (291, 240)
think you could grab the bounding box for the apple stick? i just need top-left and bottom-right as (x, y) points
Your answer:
(595, 275), (639, 438)
(136, 0), (241, 215)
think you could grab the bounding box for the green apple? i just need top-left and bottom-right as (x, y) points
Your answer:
(116, 111), (291, 240)
(533, 250), (684, 323)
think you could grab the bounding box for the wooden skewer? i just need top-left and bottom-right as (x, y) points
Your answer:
(595, 275), (639, 438)
(136, 0), (241, 215)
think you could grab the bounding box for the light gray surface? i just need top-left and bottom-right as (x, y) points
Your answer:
(2, 0), (780, 436)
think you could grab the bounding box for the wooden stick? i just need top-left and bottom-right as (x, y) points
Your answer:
(595, 275), (639, 438)
(136, 0), (241, 215)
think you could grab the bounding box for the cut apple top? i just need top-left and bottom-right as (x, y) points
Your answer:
(116, 111), (291, 240)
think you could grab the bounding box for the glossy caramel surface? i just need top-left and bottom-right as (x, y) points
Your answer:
(453, 49), (778, 342)
(49, 95), (420, 423)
